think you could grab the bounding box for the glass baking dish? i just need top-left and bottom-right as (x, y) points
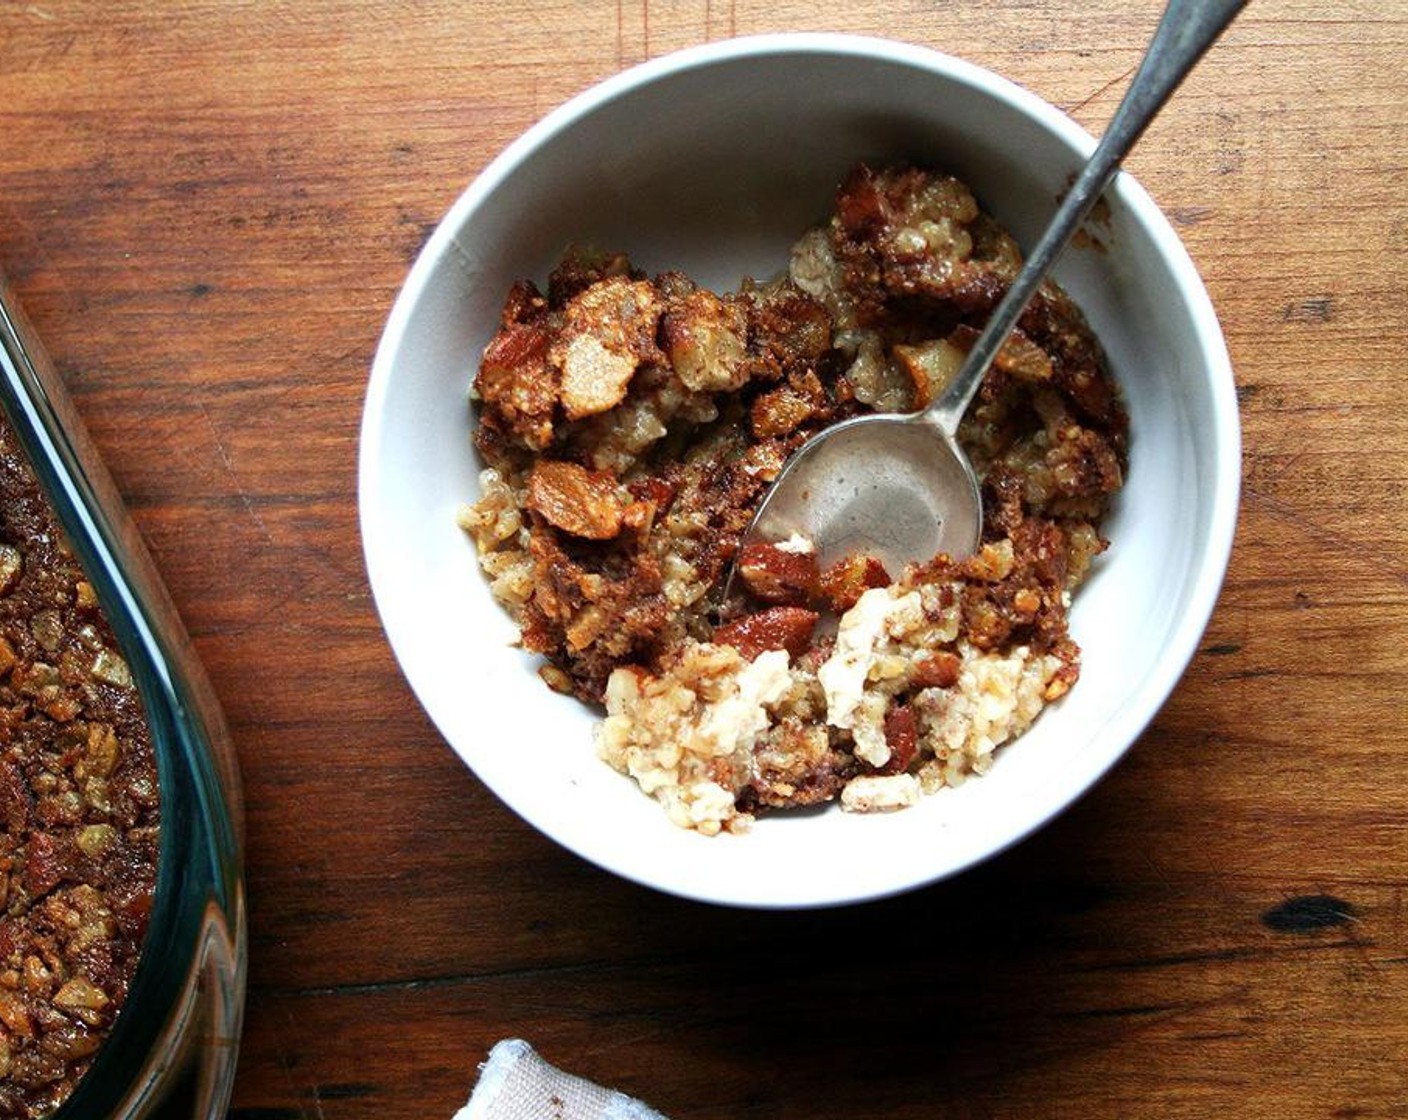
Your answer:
(0, 272), (245, 1119)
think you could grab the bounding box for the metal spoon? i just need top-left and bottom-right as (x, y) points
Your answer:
(732, 0), (1247, 583)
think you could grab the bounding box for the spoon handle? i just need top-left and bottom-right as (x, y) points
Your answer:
(926, 0), (1248, 434)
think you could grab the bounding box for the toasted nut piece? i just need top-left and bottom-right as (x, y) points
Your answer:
(965, 539), (1015, 582)
(819, 553), (892, 612)
(995, 328), (1054, 382)
(891, 338), (965, 408)
(54, 976), (109, 1013)
(947, 323), (1053, 383)
(714, 607), (819, 661)
(557, 336), (636, 419)
(913, 650), (961, 689)
(1045, 659), (1079, 701)
(538, 664), (576, 694)
(90, 649), (132, 687)
(620, 501), (656, 535)
(749, 384), (819, 438)
(22, 831), (64, 897)
(881, 704), (918, 773)
(75, 824), (117, 858)
(1013, 588), (1042, 617)
(737, 542), (821, 605)
(0, 545), (21, 595)
(661, 289), (749, 392)
(552, 277), (662, 419)
(81, 724), (121, 779)
(526, 461), (625, 540)
(0, 988), (33, 1038)
(565, 605), (609, 652)
(620, 476), (676, 535)
(474, 321), (557, 449)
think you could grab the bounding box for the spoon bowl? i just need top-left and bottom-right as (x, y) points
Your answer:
(746, 412), (981, 574)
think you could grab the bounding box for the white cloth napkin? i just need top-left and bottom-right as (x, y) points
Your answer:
(455, 1039), (668, 1120)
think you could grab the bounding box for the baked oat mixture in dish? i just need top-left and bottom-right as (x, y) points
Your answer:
(462, 164), (1127, 835)
(0, 414), (158, 1118)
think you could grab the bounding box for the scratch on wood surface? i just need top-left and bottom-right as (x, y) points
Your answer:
(582, 1024), (669, 1060)
(195, 399), (275, 552)
(309, 1083), (375, 1100)
(1171, 205), (1215, 227)
(1064, 64), (1137, 117)
(612, 1), (648, 65)
(1080, 938), (1370, 975)
(1280, 295), (1335, 323)
(1058, 986), (1253, 1030)
(23, 5), (56, 19)
(1242, 487), (1408, 587)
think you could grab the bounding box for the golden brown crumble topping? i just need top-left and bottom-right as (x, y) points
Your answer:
(0, 415), (159, 1116)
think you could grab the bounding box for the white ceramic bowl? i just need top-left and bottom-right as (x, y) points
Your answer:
(359, 34), (1240, 908)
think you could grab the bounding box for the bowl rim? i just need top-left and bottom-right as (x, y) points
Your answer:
(360, 32), (1242, 908)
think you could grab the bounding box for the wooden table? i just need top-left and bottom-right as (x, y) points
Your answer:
(2, 2), (1405, 1116)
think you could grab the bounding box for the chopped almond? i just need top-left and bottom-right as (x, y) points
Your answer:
(713, 607), (819, 661)
(947, 323), (1053, 383)
(526, 460), (624, 540)
(660, 289), (749, 392)
(737, 541), (821, 605)
(551, 277), (662, 419)
(474, 322), (557, 449)
(995, 328), (1054, 382)
(881, 705), (918, 773)
(913, 650), (961, 689)
(750, 385), (815, 438)
(557, 336), (636, 419)
(891, 338), (965, 408)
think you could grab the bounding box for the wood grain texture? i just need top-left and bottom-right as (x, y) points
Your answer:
(1, 1), (1405, 1117)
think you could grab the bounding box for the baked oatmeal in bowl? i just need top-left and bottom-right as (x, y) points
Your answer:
(461, 162), (1127, 836)
(359, 34), (1239, 906)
